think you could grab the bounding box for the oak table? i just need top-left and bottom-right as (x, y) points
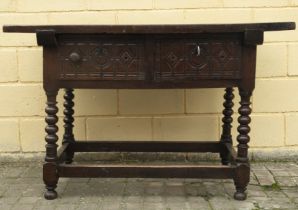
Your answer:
(3, 22), (295, 201)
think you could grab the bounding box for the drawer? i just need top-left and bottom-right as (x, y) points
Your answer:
(56, 34), (242, 82)
(57, 35), (146, 81)
(154, 36), (242, 81)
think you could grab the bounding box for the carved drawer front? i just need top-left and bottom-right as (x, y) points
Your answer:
(154, 37), (242, 81)
(58, 37), (145, 80)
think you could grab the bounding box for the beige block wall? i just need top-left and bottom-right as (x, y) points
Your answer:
(0, 0), (297, 153)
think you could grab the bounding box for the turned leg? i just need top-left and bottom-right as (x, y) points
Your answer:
(220, 87), (234, 165)
(62, 89), (75, 164)
(43, 90), (59, 200)
(233, 88), (252, 201)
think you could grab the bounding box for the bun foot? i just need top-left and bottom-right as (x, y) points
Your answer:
(65, 160), (73, 164)
(234, 191), (247, 200)
(221, 160), (229, 166)
(44, 189), (58, 200)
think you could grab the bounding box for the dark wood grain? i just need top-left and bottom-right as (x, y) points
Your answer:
(62, 89), (75, 164)
(70, 141), (222, 153)
(43, 91), (59, 200)
(58, 164), (235, 179)
(3, 22), (295, 33)
(234, 88), (252, 201)
(59, 79), (240, 89)
(220, 87), (234, 165)
(224, 143), (237, 165)
(57, 142), (68, 163)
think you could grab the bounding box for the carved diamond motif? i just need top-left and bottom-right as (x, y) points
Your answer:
(218, 50), (228, 61)
(214, 45), (230, 63)
(120, 51), (133, 64)
(166, 52), (180, 68)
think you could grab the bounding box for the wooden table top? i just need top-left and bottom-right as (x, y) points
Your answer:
(3, 22), (295, 34)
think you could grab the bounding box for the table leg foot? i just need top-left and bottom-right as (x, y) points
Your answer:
(65, 160), (73, 164)
(44, 188), (58, 200)
(234, 190), (247, 200)
(221, 159), (229, 166)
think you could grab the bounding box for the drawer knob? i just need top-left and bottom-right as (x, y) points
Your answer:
(69, 52), (81, 63)
(196, 45), (200, 56)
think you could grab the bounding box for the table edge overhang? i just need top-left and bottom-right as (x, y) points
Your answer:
(2, 22), (296, 34)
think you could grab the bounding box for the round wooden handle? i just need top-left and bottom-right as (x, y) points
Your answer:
(69, 52), (81, 63)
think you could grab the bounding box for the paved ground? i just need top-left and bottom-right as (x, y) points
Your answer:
(1, 161), (298, 210)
